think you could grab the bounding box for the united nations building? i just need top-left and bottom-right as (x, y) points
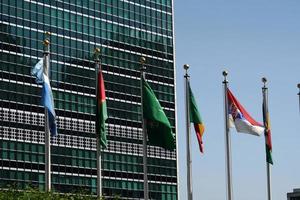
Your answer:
(0, 0), (178, 199)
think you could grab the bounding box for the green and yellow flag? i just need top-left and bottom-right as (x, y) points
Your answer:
(262, 92), (273, 164)
(96, 68), (108, 148)
(142, 77), (175, 150)
(189, 83), (205, 153)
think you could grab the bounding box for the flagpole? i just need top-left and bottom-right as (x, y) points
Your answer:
(94, 48), (102, 198)
(266, 161), (271, 200)
(297, 83), (300, 114)
(262, 78), (272, 200)
(43, 32), (51, 192)
(184, 64), (193, 200)
(140, 57), (148, 200)
(223, 71), (233, 200)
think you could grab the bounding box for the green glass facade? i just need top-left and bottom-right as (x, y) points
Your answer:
(0, 0), (177, 199)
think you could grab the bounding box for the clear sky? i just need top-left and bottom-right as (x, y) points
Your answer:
(174, 1), (300, 200)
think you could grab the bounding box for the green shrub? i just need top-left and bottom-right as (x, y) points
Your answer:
(0, 186), (114, 200)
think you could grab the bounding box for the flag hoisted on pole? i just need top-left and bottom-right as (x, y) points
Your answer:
(262, 77), (273, 200)
(140, 57), (149, 200)
(43, 34), (52, 193)
(222, 71), (233, 200)
(222, 71), (264, 200)
(141, 65), (175, 150)
(94, 48), (108, 198)
(184, 64), (193, 200)
(140, 57), (175, 200)
(31, 32), (57, 192)
(184, 64), (205, 200)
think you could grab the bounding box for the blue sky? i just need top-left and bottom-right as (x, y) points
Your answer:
(174, 1), (300, 200)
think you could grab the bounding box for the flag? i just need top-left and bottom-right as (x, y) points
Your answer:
(262, 91), (273, 164)
(31, 59), (43, 84)
(189, 83), (205, 153)
(227, 89), (264, 136)
(96, 68), (108, 148)
(31, 58), (57, 136)
(142, 77), (175, 150)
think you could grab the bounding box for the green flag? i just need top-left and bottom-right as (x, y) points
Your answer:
(96, 68), (108, 148)
(142, 77), (175, 150)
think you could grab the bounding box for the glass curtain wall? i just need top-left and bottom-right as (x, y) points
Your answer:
(0, 0), (177, 199)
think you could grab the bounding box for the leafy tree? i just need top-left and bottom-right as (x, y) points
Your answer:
(0, 186), (123, 200)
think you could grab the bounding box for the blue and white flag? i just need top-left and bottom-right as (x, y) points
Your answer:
(31, 58), (58, 136)
(31, 58), (44, 84)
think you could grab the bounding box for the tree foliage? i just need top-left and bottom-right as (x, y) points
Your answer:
(0, 187), (118, 200)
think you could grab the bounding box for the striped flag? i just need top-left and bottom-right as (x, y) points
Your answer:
(189, 83), (205, 153)
(31, 58), (57, 136)
(227, 89), (264, 136)
(262, 90), (273, 164)
(96, 68), (108, 148)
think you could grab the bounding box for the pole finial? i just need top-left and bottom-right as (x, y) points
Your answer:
(140, 57), (146, 65)
(140, 57), (146, 71)
(183, 64), (189, 71)
(94, 48), (101, 61)
(43, 39), (50, 46)
(43, 32), (50, 50)
(222, 70), (228, 83)
(262, 77), (267, 83)
(262, 77), (267, 88)
(44, 32), (51, 44)
(94, 47), (100, 54)
(184, 64), (190, 78)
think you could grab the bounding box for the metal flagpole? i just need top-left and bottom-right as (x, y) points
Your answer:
(266, 164), (271, 200)
(223, 71), (233, 200)
(94, 48), (102, 198)
(297, 83), (300, 114)
(262, 78), (272, 200)
(43, 33), (51, 192)
(184, 64), (193, 200)
(140, 57), (148, 200)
